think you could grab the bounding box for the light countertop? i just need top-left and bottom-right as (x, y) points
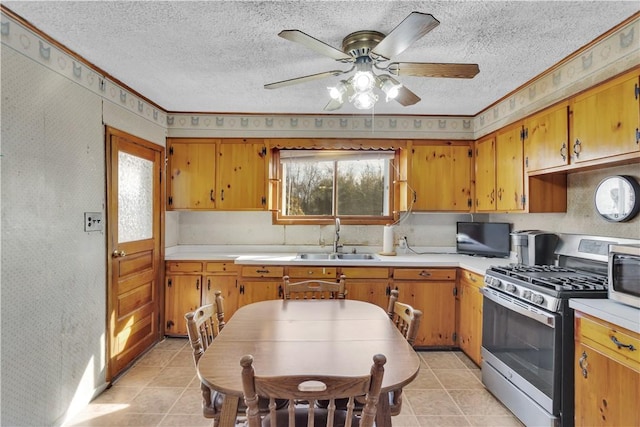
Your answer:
(164, 245), (514, 275)
(569, 298), (640, 334)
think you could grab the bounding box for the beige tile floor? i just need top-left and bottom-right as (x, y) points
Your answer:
(65, 338), (524, 427)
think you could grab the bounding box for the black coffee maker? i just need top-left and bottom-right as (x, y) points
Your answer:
(510, 230), (559, 265)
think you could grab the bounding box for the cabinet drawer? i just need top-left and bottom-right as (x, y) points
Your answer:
(341, 267), (389, 279)
(393, 268), (456, 281)
(241, 266), (285, 278)
(166, 261), (203, 273)
(458, 269), (484, 288)
(577, 313), (640, 371)
(287, 267), (337, 279)
(206, 262), (239, 274)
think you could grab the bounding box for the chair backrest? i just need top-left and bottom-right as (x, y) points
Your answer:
(241, 353), (386, 427)
(185, 290), (225, 366)
(283, 274), (347, 300)
(387, 289), (422, 345)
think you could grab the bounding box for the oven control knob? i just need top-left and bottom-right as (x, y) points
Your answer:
(523, 290), (532, 300)
(506, 283), (517, 293)
(488, 277), (502, 289)
(532, 294), (545, 305)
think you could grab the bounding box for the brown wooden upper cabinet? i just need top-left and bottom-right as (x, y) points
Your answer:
(495, 123), (526, 212)
(167, 139), (217, 210)
(474, 134), (497, 212)
(570, 70), (640, 164)
(409, 141), (473, 211)
(167, 138), (268, 211)
(523, 102), (570, 172)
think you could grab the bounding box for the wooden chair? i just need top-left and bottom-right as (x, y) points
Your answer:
(241, 353), (386, 427)
(282, 274), (347, 300)
(386, 289), (422, 416)
(185, 291), (226, 419)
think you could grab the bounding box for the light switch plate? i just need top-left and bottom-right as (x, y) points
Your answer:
(84, 212), (103, 232)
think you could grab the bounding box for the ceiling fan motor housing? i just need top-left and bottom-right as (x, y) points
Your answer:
(342, 30), (385, 59)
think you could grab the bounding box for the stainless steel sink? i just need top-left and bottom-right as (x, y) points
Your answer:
(296, 253), (332, 260)
(335, 253), (378, 260)
(295, 253), (379, 261)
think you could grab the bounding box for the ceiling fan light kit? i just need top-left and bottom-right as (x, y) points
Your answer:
(265, 12), (480, 111)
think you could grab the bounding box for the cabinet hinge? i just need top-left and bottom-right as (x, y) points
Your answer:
(260, 146), (267, 157)
(520, 128), (528, 140)
(468, 148), (473, 158)
(169, 146), (174, 155)
(167, 279), (172, 288)
(452, 332), (457, 342)
(635, 83), (639, 100)
(453, 287), (458, 296)
(168, 196), (173, 206)
(521, 194), (527, 207)
(261, 196), (266, 206)
(525, 156), (529, 168)
(636, 128), (639, 144)
(467, 198), (472, 208)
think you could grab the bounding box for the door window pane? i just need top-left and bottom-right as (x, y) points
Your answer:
(118, 151), (153, 243)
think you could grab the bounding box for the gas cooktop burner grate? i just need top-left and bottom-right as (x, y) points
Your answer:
(489, 264), (607, 292)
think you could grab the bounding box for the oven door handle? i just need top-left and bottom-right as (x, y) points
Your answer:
(481, 287), (556, 328)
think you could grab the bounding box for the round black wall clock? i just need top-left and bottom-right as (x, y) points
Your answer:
(594, 175), (640, 222)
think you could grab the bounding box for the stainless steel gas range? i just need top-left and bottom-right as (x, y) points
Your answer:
(480, 234), (639, 427)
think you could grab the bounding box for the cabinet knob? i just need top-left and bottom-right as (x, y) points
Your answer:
(559, 143), (568, 161)
(578, 351), (588, 378)
(112, 250), (126, 258)
(573, 139), (582, 158)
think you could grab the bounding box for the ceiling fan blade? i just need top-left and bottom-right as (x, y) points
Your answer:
(387, 62), (480, 78)
(370, 12), (440, 60)
(393, 85), (421, 106)
(279, 30), (352, 62)
(264, 70), (346, 89)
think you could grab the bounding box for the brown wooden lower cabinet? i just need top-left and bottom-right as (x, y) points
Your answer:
(392, 268), (457, 347)
(341, 267), (390, 310)
(165, 261), (487, 352)
(456, 269), (484, 366)
(574, 311), (640, 427)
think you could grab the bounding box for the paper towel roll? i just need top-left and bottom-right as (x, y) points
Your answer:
(383, 225), (394, 254)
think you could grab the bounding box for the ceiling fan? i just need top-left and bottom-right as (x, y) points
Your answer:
(264, 12), (480, 111)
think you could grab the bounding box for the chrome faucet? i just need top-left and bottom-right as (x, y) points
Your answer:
(333, 217), (342, 253)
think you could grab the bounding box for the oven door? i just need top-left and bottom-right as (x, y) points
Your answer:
(481, 287), (562, 415)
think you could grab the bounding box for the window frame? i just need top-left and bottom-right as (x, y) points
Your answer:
(272, 147), (401, 226)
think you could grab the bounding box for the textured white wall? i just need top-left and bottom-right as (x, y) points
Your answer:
(0, 46), (165, 426)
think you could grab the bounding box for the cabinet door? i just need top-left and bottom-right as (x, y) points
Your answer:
(524, 103), (569, 171)
(571, 73), (640, 163)
(496, 124), (525, 211)
(474, 135), (496, 212)
(167, 140), (217, 210)
(203, 275), (239, 322)
(574, 342), (640, 427)
(393, 281), (456, 347)
(410, 144), (473, 211)
(165, 275), (202, 336)
(345, 280), (390, 311)
(217, 140), (267, 210)
(457, 280), (483, 366)
(237, 280), (280, 307)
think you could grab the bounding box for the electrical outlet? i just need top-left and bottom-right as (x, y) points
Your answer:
(84, 212), (103, 232)
(398, 237), (407, 250)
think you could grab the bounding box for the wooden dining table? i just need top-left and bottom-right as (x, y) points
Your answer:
(197, 298), (421, 427)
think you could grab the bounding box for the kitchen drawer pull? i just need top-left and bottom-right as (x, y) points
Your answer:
(610, 335), (636, 351)
(578, 351), (588, 378)
(419, 270), (431, 277)
(256, 269), (270, 274)
(210, 190), (215, 202)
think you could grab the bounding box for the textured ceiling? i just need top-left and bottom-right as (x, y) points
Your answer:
(3, 1), (638, 116)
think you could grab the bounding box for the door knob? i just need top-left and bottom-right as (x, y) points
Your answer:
(112, 250), (126, 258)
